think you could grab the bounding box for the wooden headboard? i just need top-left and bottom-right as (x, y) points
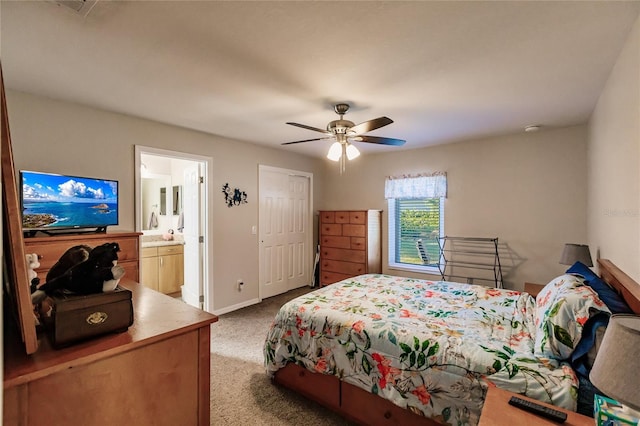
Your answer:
(598, 259), (640, 315)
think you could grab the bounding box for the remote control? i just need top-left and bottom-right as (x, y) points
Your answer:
(508, 396), (568, 423)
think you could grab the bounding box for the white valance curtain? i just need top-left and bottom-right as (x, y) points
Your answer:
(384, 172), (447, 199)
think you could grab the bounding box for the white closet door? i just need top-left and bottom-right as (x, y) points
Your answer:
(286, 174), (309, 289)
(259, 166), (311, 299)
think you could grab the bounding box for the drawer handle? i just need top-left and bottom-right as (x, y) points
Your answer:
(384, 411), (392, 419)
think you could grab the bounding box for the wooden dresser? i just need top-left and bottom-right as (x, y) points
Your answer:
(23, 231), (142, 282)
(319, 210), (382, 286)
(3, 280), (217, 426)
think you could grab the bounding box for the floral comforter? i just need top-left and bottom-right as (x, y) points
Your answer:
(264, 274), (579, 425)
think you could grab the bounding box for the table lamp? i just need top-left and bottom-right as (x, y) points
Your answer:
(559, 243), (593, 267)
(590, 314), (640, 420)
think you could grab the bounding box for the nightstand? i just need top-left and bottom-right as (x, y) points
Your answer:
(479, 387), (592, 426)
(524, 282), (546, 299)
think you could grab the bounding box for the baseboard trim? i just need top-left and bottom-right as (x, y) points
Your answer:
(212, 298), (261, 316)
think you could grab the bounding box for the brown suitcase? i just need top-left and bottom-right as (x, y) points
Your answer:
(47, 286), (134, 348)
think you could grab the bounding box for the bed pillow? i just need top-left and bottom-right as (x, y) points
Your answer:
(534, 274), (611, 360)
(566, 261), (633, 314)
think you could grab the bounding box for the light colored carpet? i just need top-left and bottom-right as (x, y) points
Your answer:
(209, 286), (355, 425)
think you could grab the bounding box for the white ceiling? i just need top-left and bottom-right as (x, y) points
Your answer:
(2, 1), (639, 159)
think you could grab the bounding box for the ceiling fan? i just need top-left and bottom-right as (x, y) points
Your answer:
(282, 103), (406, 173)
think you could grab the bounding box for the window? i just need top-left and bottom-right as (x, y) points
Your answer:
(385, 173), (446, 273)
(388, 198), (443, 272)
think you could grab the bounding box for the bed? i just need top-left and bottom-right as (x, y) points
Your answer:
(264, 259), (640, 425)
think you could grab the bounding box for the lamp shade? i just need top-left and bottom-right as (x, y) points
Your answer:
(559, 243), (593, 266)
(590, 314), (640, 411)
(327, 142), (342, 161)
(346, 143), (360, 160)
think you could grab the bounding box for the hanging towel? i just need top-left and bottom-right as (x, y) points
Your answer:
(177, 212), (184, 233)
(148, 211), (158, 229)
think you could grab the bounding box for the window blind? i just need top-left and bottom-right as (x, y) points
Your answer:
(394, 198), (441, 266)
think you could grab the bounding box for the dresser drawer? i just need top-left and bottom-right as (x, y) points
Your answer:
(322, 259), (366, 276)
(321, 224), (343, 236)
(122, 261), (139, 283)
(349, 211), (366, 224)
(350, 237), (366, 250)
(321, 247), (366, 263)
(321, 236), (351, 249)
(342, 224), (365, 238)
(320, 211), (335, 223)
(320, 271), (353, 286)
(112, 238), (139, 262)
(334, 211), (350, 223)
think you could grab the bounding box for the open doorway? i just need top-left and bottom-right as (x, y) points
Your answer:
(134, 146), (213, 312)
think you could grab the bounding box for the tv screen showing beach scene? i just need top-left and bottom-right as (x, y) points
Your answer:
(20, 170), (118, 231)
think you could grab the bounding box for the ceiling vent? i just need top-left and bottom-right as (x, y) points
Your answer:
(53, 0), (99, 17)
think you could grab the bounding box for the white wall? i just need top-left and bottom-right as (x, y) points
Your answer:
(588, 15), (640, 281)
(6, 90), (325, 312)
(322, 125), (589, 289)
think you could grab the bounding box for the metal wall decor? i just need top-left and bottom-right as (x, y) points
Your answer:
(222, 183), (247, 207)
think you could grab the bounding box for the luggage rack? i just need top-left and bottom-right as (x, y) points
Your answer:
(438, 236), (503, 288)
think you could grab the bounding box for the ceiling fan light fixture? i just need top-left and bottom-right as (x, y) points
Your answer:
(284, 103), (406, 173)
(346, 144), (360, 160)
(327, 142), (342, 161)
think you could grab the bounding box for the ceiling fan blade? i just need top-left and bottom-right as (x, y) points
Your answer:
(352, 135), (406, 146)
(286, 122), (331, 134)
(349, 117), (393, 135)
(282, 136), (334, 145)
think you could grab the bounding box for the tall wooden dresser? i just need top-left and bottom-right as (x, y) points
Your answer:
(319, 210), (382, 286)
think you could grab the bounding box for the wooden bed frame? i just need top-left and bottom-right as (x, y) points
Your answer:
(272, 259), (640, 425)
(596, 259), (640, 314)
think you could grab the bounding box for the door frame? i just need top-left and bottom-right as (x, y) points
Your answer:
(258, 164), (313, 301)
(135, 145), (214, 312)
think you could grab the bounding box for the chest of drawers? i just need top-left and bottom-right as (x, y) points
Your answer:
(319, 210), (382, 286)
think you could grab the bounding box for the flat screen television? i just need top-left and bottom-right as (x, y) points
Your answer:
(20, 170), (118, 235)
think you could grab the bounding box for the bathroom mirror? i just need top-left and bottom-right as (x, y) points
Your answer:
(173, 185), (182, 215)
(160, 187), (167, 215)
(141, 174), (171, 230)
